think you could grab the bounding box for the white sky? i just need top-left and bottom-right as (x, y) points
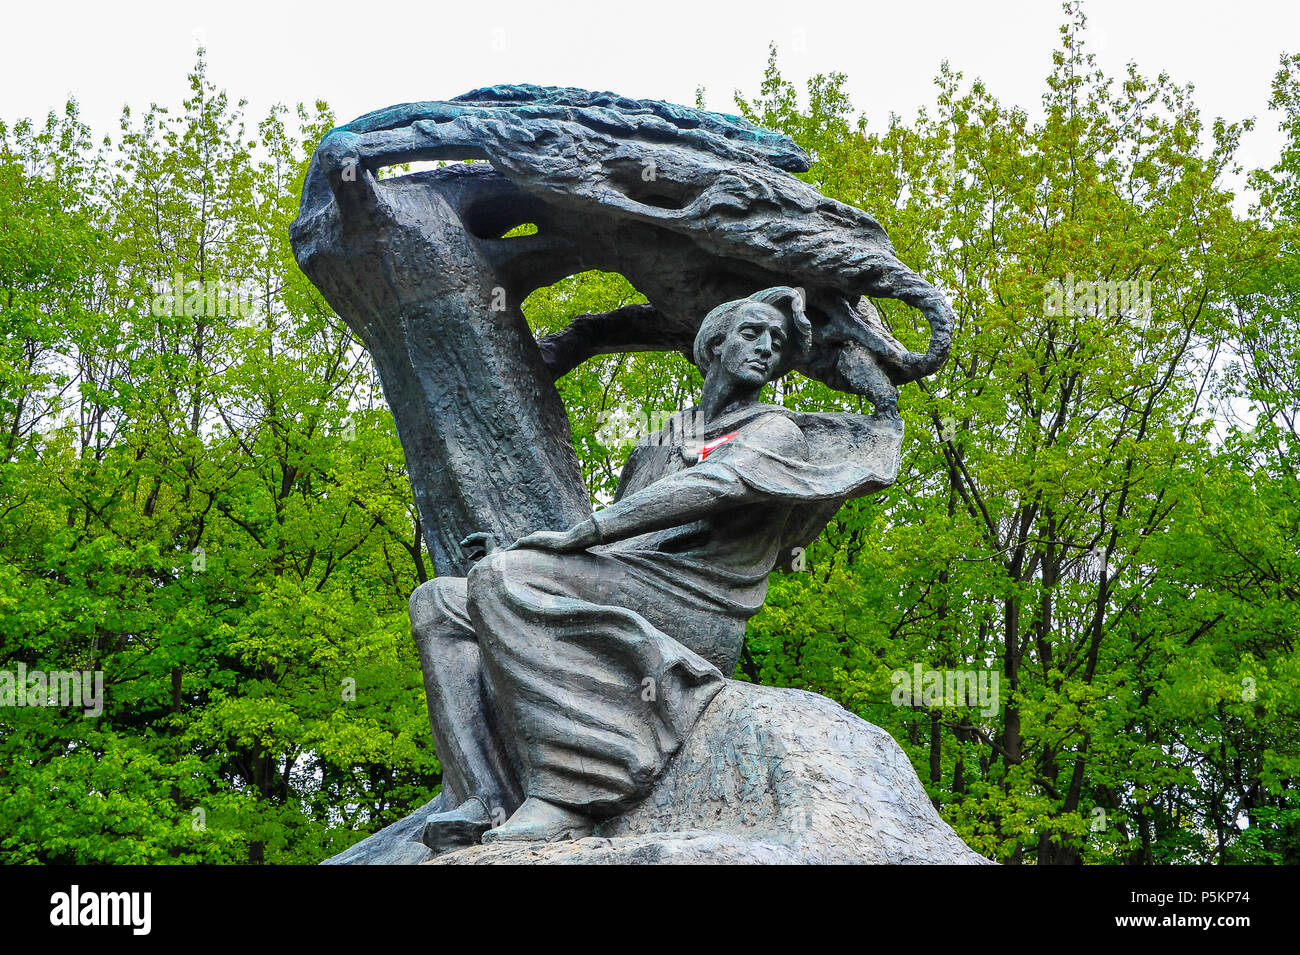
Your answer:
(3, 0), (1297, 178)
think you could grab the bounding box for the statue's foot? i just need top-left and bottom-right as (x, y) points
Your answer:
(480, 796), (593, 844)
(420, 798), (493, 855)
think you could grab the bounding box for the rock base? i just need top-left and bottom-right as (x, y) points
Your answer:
(326, 681), (989, 865)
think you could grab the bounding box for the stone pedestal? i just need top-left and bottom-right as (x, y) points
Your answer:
(324, 681), (989, 865)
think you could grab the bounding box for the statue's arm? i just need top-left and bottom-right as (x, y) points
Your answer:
(509, 415), (807, 552)
(591, 461), (757, 543)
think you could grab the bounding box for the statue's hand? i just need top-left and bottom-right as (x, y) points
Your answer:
(507, 520), (601, 554)
(459, 532), (498, 562)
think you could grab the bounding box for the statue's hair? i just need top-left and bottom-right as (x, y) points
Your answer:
(693, 287), (812, 378)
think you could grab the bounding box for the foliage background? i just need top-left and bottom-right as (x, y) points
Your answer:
(1, 5), (1296, 863)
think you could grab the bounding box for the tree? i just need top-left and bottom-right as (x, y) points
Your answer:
(0, 53), (439, 864)
(2, 11), (1296, 865)
(727, 3), (1292, 863)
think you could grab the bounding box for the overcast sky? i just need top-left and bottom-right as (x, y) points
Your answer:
(4, 0), (1298, 177)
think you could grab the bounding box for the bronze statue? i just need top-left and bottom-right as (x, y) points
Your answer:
(412, 287), (904, 850)
(291, 87), (983, 864)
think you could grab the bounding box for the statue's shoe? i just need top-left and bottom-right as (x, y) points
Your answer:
(420, 799), (493, 855)
(481, 796), (594, 844)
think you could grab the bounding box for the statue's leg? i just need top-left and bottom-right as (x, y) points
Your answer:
(409, 577), (525, 820)
(465, 548), (729, 840)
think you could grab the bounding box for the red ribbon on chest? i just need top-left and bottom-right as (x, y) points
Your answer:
(698, 432), (740, 461)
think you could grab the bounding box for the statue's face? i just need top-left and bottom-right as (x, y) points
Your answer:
(713, 303), (789, 387)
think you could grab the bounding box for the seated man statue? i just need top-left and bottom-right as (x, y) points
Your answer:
(410, 286), (902, 852)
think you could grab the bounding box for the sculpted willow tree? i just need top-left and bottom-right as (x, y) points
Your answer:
(291, 86), (953, 576)
(290, 86), (984, 863)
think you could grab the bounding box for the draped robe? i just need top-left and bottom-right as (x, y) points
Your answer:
(410, 403), (903, 817)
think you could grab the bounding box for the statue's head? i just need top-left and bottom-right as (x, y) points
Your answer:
(693, 287), (812, 388)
